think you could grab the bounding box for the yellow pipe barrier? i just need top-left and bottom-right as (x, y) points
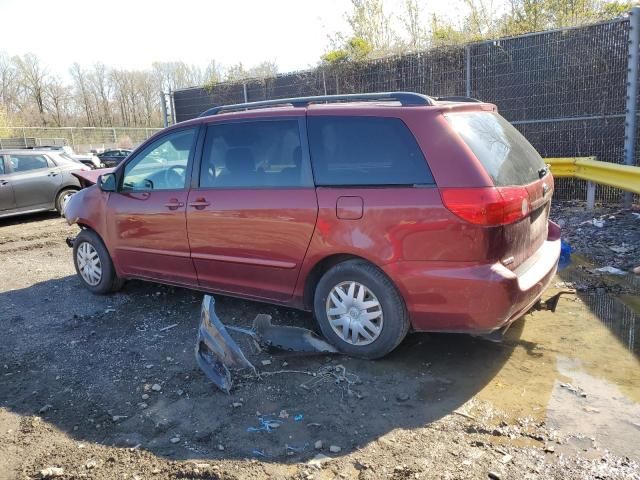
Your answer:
(546, 157), (640, 195)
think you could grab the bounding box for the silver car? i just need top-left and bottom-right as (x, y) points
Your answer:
(0, 149), (89, 219)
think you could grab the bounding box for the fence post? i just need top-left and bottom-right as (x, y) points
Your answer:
(322, 70), (327, 95)
(465, 45), (471, 97)
(112, 128), (117, 144)
(623, 6), (640, 207)
(586, 181), (597, 210)
(243, 83), (248, 103)
(160, 91), (169, 128)
(70, 128), (75, 150)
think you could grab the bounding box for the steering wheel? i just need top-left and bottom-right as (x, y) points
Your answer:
(162, 165), (186, 189)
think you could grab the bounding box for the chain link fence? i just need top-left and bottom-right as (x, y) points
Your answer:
(173, 15), (639, 204)
(0, 127), (162, 153)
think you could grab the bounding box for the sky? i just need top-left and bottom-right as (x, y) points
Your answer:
(0, 0), (463, 78)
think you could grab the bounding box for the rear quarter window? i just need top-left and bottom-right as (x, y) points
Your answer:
(446, 112), (545, 186)
(308, 116), (433, 186)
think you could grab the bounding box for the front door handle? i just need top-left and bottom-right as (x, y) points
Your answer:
(188, 199), (211, 210)
(164, 199), (185, 210)
(48, 171), (59, 177)
(0, 180), (8, 186)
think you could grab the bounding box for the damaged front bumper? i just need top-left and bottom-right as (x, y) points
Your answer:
(195, 294), (337, 393)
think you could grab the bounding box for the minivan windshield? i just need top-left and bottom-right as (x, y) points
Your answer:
(446, 112), (546, 186)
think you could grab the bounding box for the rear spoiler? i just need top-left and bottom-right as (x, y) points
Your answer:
(72, 168), (114, 188)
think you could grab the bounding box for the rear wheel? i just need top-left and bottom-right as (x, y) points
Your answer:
(73, 229), (123, 294)
(313, 260), (409, 359)
(55, 188), (77, 215)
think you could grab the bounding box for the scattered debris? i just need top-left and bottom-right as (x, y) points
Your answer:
(278, 410), (289, 419)
(232, 402), (243, 408)
(329, 445), (342, 453)
(159, 323), (179, 332)
(247, 417), (283, 433)
(261, 359), (272, 366)
(307, 453), (332, 466)
(314, 440), (323, 450)
(38, 404), (53, 414)
(170, 436), (181, 444)
(294, 414), (304, 421)
(151, 384), (162, 392)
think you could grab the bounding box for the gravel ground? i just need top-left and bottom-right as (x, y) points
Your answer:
(0, 209), (639, 480)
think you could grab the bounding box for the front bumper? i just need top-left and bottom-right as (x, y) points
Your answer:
(383, 221), (562, 333)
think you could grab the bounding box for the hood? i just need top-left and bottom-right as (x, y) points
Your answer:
(72, 167), (115, 187)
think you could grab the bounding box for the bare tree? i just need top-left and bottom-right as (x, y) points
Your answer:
(46, 77), (71, 126)
(347, 0), (397, 53)
(401, 0), (429, 50)
(13, 53), (49, 124)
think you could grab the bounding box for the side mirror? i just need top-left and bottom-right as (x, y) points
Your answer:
(98, 173), (117, 192)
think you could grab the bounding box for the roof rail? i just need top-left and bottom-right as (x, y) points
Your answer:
(435, 96), (482, 103)
(199, 91), (434, 117)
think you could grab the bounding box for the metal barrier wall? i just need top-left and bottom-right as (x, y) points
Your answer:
(173, 12), (640, 204)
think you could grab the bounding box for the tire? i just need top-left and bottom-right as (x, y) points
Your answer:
(55, 188), (77, 215)
(313, 259), (409, 359)
(73, 229), (124, 294)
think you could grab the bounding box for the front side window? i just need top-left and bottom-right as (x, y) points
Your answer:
(308, 116), (434, 186)
(9, 154), (49, 173)
(199, 119), (312, 188)
(0, 157), (5, 174)
(122, 129), (195, 191)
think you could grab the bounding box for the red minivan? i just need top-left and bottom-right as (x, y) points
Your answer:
(64, 92), (560, 358)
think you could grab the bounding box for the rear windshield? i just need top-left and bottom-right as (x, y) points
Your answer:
(446, 112), (545, 186)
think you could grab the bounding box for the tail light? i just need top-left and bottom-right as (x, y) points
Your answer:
(440, 187), (530, 226)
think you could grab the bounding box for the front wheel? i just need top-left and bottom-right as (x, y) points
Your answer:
(73, 229), (124, 294)
(55, 188), (77, 215)
(313, 260), (409, 359)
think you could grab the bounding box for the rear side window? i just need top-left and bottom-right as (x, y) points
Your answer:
(9, 154), (49, 173)
(308, 116), (433, 186)
(200, 119), (313, 188)
(0, 157), (4, 174)
(446, 112), (545, 186)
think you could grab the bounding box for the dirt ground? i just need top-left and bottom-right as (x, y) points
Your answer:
(1, 207), (639, 480)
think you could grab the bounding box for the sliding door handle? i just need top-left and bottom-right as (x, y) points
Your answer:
(188, 199), (211, 210)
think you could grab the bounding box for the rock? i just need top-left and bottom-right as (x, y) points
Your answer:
(151, 383), (162, 392)
(314, 440), (323, 450)
(232, 402), (242, 408)
(396, 393), (410, 402)
(261, 359), (272, 366)
(38, 404), (53, 414)
(170, 436), (181, 444)
(138, 402), (148, 409)
(501, 454), (513, 464)
(141, 394), (149, 400)
(544, 445), (555, 453)
(40, 467), (64, 478)
(112, 415), (127, 422)
(145, 364), (154, 369)
(488, 472), (501, 480)
(177, 389), (184, 396)
(85, 460), (97, 469)
(218, 444), (225, 451)
(329, 445), (341, 453)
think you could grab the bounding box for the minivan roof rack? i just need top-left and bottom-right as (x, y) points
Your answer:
(435, 96), (481, 103)
(199, 92), (435, 117)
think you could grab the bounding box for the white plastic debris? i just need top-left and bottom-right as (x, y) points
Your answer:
(594, 266), (626, 275)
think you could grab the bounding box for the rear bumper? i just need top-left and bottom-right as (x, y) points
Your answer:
(383, 221), (561, 333)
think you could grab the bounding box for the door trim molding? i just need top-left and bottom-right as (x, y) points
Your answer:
(191, 252), (296, 269)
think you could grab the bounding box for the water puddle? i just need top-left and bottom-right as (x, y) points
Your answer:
(470, 270), (640, 460)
